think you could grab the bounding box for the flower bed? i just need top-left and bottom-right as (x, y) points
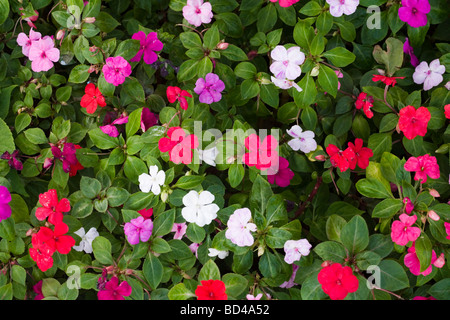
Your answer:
(0, 0), (449, 301)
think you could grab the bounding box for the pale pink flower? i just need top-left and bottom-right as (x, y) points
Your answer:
(102, 56), (132, 86)
(270, 45), (305, 80)
(182, 0), (213, 27)
(225, 208), (257, 247)
(189, 242), (200, 258)
(390, 214), (421, 246)
(271, 76), (302, 92)
(326, 0), (359, 17)
(171, 223), (187, 240)
(246, 293), (263, 300)
(280, 264), (299, 288)
(17, 29), (42, 57)
(28, 36), (60, 72)
(283, 239), (312, 264)
(413, 59), (445, 91)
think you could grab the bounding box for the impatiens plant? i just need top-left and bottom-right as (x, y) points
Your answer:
(0, 0), (448, 303)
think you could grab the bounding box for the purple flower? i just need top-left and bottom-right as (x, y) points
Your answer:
(280, 264), (299, 289)
(124, 216), (153, 245)
(403, 38), (419, 67)
(140, 107), (159, 132)
(1, 150), (23, 171)
(51, 143), (79, 173)
(0, 186), (12, 222)
(413, 59), (445, 91)
(194, 73), (225, 104)
(398, 0), (430, 28)
(130, 31), (164, 65)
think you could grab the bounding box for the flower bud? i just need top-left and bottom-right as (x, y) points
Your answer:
(433, 253), (445, 268)
(84, 17), (96, 23)
(429, 189), (440, 198)
(315, 154), (326, 161)
(310, 65), (320, 77)
(321, 261), (332, 268)
(216, 41), (229, 50)
(161, 191), (168, 203)
(56, 29), (65, 40)
(427, 210), (440, 221)
(257, 245), (265, 257)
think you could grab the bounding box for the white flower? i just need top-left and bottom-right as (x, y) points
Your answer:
(283, 239), (312, 264)
(270, 45), (305, 80)
(271, 76), (302, 92)
(73, 227), (99, 253)
(208, 248), (229, 259)
(286, 125), (317, 153)
(138, 165), (166, 195)
(181, 190), (219, 227)
(412, 59), (445, 91)
(326, 0), (359, 17)
(198, 147), (218, 167)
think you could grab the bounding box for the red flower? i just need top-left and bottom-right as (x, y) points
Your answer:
(444, 104), (450, 119)
(242, 134), (279, 171)
(166, 86), (192, 111)
(317, 263), (359, 300)
(29, 228), (55, 272)
(138, 208), (153, 220)
(195, 280), (228, 300)
(69, 145), (84, 177)
(51, 222), (76, 254)
(35, 189), (71, 225)
(326, 144), (355, 172)
(347, 138), (373, 170)
(355, 92), (374, 119)
(158, 127), (199, 164)
(80, 83), (107, 114)
(372, 74), (405, 87)
(98, 276), (132, 300)
(398, 105), (431, 140)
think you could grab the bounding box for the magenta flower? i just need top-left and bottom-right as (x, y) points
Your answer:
(130, 31), (163, 65)
(445, 222), (450, 240)
(267, 156), (294, 188)
(404, 154), (440, 184)
(390, 214), (421, 246)
(403, 38), (419, 67)
(182, 0), (213, 27)
(403, 197), (414, 214)
(1, 150), (23, 171)
(404, 245), (443, 276)
(102, 56), (132, 86)
(33, 280), (44, 300)
(398, 0), (430, 28)
(124, 216), (153, 245)
(0, 186), (12, 222)
(28, 36), (60, 72)
(97, 277), (132, 300)
(225, 208), (257, 247)
(194, 73), (225, 104)
(51, 143), (79, 174)
(16, 29), (41, 57)
(171, 223), (187, 240)
(100, 114), (129, 137)
(140, 107), (159, 132)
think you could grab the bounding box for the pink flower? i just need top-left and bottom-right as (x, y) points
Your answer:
(130, 31), (163, 65)
(246, 293), (263, 300)
(269, 45), (305, 80)
(182, 0), (213, 27)
(17, 29), (41, 57)
(398, 105), (431, 140)
(267, 156), (294, 187)
(124, 216), (153, 245)
(403, 38), (419, 67)
(100, 114), (129, 137)
(189, 242), (200, 258)
(225, 208), (257, 247)
(194, 73), (225, 104)
(97, 277), (132, 300)
(102, 56), (132, 86)
(242, 134), (279, 171)
(283, 239), (312, 264)
(269, 0), (300, 7)
(280, 264), (299, 289)
(171, 223), (187, 240)
(413, 296), (437, 300)
(140, 107), (158, 132)
(326, 0), (359, 17)
(33, 280), (44, 300)
(336, 70), (344, 90)
(403, 197), (414, 214)
(413, 59), (445, 91)
(28, 36), (60, 72)
(398, 0), (430, 28)
(390, 214), (421, 246)
(444, 222), (450, 240)
(158, 127), (199, 165)
(404, 154), (440, 184)
(404, 245), (443, 276)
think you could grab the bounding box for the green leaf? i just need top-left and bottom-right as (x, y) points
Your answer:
(177, 59), (199, 82)
(125, 108), (143, 138)
(152, 209), (176, 237)
(372, 199), (403, 218)
(428, 279), (450, 300)
(258, 251), (281, 278)
(318, 64), (338, 97)
(299, 1), (322, 16)
(222, 273), (248, 298)
(293, 20), (315, 50)
(92, 236), (113, 265)
(221, 44), (248, 61)
(257, 3), (277, 33)
(234, 62), (257, 79)
(372, 38), (404, 77)
(314, 241), (347, 263)
(325, 214), (347, 242)
(415, 233), (433, 273)
(115, 39), (140, 60)
(250, 175), (273, 215)
(340, 215), (369, 255)
(173, 175), (205, 189)
(0, 86), (17, 119)
(293, 74), (316, 108)
(88, 128), (119, 149)
(240, 79), (260, 100)
(323, 47), (356, 67)
(168, 283), (195, 300)
(124, 155), (147, 185)
(80, 176), (102, 199)
(106, 187), (130, 207)
(0, 0), (10, 25)
(123, 78), (145, 104)
(143, 253), (163, 289)
(42, 278), (61, 297)
(378, 260), (409, 292)
(23, 128), (48, 145)
(198, 259), (221, 281)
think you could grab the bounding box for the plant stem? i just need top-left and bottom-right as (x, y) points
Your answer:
(293, 176), (323, 219)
